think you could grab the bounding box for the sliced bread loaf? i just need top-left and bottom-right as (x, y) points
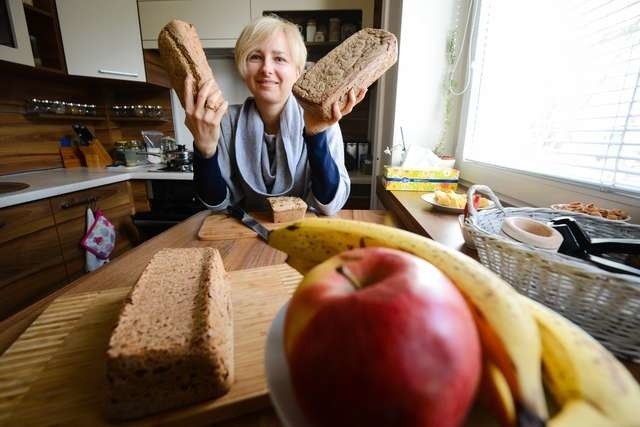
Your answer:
(293, 28), (398, 120)
(158, 20), (220, 107)
(106, 247), (233, 420)
(267, 196), (308, 223)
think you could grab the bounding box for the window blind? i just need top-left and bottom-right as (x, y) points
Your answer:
(463, 0), (640, 195)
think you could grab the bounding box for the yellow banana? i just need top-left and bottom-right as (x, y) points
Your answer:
(548, 399), (619, 427)
(520, 297), (640, 427)
(268, 217), (548, 423)
(478, 361), (516, 427)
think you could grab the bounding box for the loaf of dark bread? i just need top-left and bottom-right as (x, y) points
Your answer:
(105, 247), (233, 420)
(158, 19), (219, 106)
(293, 28), (398, 120)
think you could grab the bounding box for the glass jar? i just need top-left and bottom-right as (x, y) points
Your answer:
(329, 18), (341, 42)
(53, 101), (66, 115)
(134, 105), (146, 117)
(306, 19), (317, 43)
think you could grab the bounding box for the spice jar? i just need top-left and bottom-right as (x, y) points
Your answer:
(306, 19), (317, 43)
(329, 18), (341, 42)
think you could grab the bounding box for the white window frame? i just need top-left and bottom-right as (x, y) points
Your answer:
(454, 0), (640, 221)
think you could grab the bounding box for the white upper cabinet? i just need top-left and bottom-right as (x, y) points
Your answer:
(0, 0), (34, 67)
(250, 0), (374, 28)
(138, 0), (251, 49)
(56, 0), (146, 82)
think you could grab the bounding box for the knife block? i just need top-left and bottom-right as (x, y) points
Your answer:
(78, 139), (113, 169)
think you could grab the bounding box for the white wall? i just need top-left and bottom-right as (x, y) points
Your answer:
(171, 57), (250, 148)
(387, 0), (466, 165)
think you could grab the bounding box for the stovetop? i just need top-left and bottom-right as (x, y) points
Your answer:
(151, 164), (193, 173)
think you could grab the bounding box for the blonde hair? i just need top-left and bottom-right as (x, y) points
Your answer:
(235, 15), (307, 77)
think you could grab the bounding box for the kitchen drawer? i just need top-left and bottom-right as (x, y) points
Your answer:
(50, 182), (133, 224)
(0, 199), (55, 245)
(0, 227), (67, 319)
(57, 203), (137, 281)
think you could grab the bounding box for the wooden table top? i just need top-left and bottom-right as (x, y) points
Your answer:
(0, 209), (390, 426)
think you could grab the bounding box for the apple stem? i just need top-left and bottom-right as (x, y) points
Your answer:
(337, 265), (363, 289)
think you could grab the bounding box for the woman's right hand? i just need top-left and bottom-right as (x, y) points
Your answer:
(184, 75), (228, 159)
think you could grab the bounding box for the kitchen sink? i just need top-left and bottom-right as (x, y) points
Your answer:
(0, 182), (30, 194)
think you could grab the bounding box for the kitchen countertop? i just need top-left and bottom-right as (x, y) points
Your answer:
(0, 165), (193, 209)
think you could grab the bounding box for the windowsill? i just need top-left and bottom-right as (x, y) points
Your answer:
(456, 160), (640, 225)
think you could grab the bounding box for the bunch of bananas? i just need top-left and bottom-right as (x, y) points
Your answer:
(267, 218), (640, 427)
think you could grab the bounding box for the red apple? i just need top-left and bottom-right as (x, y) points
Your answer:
(284, 247), (481, 427)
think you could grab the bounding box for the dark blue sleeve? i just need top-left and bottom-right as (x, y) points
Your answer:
(304, 129), (340, 204)
(193, 149), (227, 206)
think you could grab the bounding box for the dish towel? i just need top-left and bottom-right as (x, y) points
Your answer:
(83, 208), (115, 272)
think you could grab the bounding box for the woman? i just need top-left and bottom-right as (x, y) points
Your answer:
(186, 15), (366, 215)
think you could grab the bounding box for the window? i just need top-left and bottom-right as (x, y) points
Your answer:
(458, 0), (640, 198)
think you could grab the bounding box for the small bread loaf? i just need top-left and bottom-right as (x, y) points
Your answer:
(158, 19), (220, 106)
(293, 28), (398, 120)
(106, 248), (233, 420)
(267, 196), (308, 223)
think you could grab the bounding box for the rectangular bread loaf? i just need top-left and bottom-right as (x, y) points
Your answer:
(267, 196), (308, 223)
(158, 19), (220, 106)
(293, 28), (398, 120)
(106, 247), (233, 420)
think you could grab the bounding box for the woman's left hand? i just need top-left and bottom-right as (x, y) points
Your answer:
(304, 87), (367, 136)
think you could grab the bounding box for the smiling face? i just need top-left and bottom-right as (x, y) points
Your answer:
(243, 30), (301, 109)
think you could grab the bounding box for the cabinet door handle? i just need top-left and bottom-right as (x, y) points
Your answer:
(97, 69), (139, 78)
(61, 196), (98, 210)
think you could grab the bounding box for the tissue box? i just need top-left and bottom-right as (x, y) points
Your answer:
(383, 166), (459, 191)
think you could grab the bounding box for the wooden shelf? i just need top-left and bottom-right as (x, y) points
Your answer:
(25, 113), (106, 121)
(349, 171), (372, 185)
(305, 41), (339, 48)
(23, 4), (53, 18)
(110, 117), (169, 123)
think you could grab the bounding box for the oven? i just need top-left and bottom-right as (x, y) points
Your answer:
(133, 179), (204, 239)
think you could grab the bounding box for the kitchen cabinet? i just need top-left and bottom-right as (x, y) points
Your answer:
(137, 0), (251, 49)
(251, 0), (374, 28)
(22, 0), (66, 72)
(50, 182), (138, 281)
(0, 199), (67, 320)
(0, 182), (138, 319)
(0, 0), (34, 66)
(55, 0), (146, 81)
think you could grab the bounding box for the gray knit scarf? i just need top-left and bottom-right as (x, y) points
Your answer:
(234, 96), (304, 196)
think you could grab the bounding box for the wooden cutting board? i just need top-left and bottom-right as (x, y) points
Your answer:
(0, 264), (302, 426)
(198, 212), (317, 241)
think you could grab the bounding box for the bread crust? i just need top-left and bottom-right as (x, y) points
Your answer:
(293, 28), (398, 120)
(158, 20), (219, 106)
(105, 247), (233, 420)
(267, 196), (308, 223)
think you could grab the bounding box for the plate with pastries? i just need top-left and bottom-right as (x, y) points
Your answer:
(550, 201), (631, 222)
(422, 190), (494, 214)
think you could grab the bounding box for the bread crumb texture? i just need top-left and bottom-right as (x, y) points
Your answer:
(267, 196), (308, 223)
(293, 28), (398, 119)
(158, 20), (216, 104)
(106, 247), (233, 420)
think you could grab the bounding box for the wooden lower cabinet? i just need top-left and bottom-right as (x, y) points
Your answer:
(51, 181), (138, 281)
(0, 200), (67, 319)
(0, 181), (138, 319)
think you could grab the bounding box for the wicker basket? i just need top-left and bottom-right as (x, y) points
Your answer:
(462, 185), (640, 361)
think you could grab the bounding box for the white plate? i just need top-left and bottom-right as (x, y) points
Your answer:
(421, 193), (495, 214)
(265, 303), (312, 427)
